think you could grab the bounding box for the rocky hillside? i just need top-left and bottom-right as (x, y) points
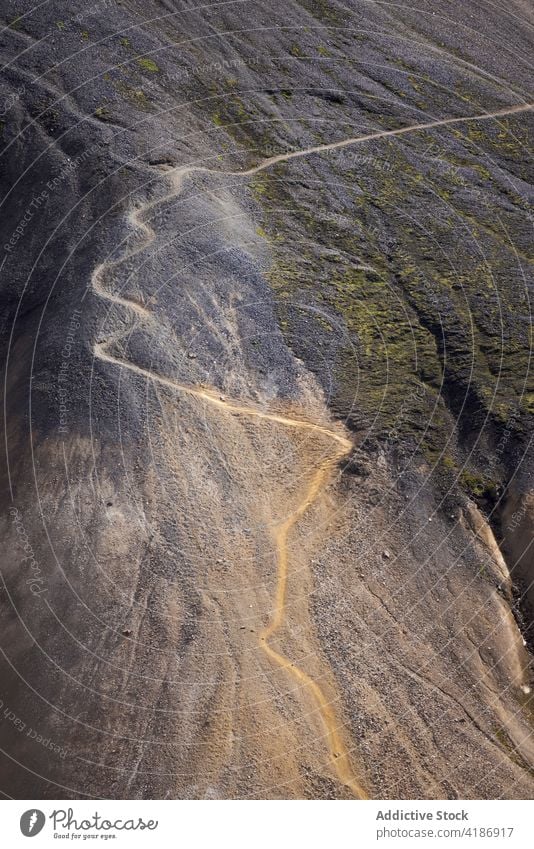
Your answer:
(0, 0), (533, 799)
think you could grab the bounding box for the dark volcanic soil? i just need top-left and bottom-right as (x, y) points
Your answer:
(0, 0), (533, 799)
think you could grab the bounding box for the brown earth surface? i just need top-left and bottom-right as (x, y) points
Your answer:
(0, 0), (533, 799)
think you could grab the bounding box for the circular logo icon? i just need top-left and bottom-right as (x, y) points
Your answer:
(20, 810), (46, 837)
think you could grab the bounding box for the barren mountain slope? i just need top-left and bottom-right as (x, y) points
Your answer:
(0, 0), (533, 799)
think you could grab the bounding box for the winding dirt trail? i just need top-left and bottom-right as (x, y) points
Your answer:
(91, 102), (532, 798)
(259, 456), (366, 798)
